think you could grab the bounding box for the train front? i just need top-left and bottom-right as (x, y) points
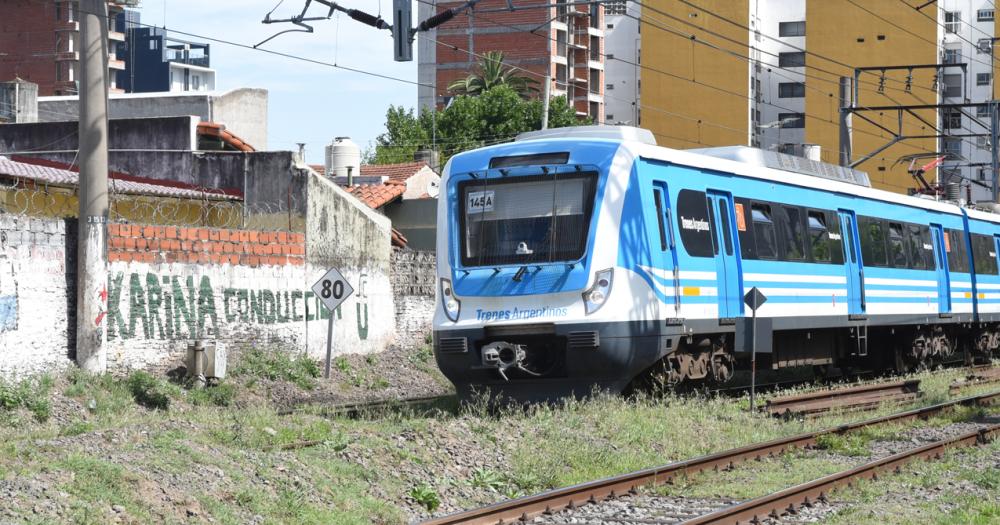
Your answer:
(432, 131), (645, 402)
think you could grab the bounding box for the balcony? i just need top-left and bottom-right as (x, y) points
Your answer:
(166, 49), (210, 68)
(55, 51), (79, 62)
(108, 58), (126, 70)
(108, 30), (125, 41)
(54, 21), (79, 32)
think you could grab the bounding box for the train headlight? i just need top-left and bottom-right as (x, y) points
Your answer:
(440, 278), (461, 322)
(583, 268), (613, 315)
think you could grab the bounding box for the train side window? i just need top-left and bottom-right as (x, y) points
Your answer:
(887, 222), (908, 268)
(706, 196), (719, 255)
(735, 199), (756, 260)
(903, 224), (926, 270)
(782, 206), (806, 260)
(807, 210), (831, 263)
(859, 216), (888, 267)
(751, 203), (777, 259)
(653, 188), (667, 251)
(826, 212), (845, 264)
(676, 189), (713, 257)
(947, 229), (970, 273)
(916, 225), (931, 269)
(972, 233), (999, 275)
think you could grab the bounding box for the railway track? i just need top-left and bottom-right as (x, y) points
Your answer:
(420, 390), (1000, 525)
(763, 379), (921, 418)
(948, 364), (1000, 395)
(277, 393), (456, 418)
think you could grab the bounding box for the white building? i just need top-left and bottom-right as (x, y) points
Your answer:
(750, 0), (807, 152)
(603, 0), (641, 125)
(938, 0), (995, 203)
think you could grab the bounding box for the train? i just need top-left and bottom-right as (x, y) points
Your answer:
(431, 126), (1000, 401)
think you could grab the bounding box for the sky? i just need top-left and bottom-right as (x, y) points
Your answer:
(138, 0), (421, 164)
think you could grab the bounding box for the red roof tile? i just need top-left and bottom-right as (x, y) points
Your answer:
(197, 122), (256, 152)
(343, 180), (406, 209)
(360, 161), (429, 183)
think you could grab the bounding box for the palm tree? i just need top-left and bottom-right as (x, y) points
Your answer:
(447, 51), (540, 97)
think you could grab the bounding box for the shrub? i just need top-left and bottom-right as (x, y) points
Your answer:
(189, 383), (237, 407)
(232, 347), (321, 390)
(126, 371), (170, 411)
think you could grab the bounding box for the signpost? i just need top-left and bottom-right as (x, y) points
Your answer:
(312, 268), (355, 378)
(744, 286), (768, 412)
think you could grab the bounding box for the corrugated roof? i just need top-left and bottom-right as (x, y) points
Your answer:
(310, 161), (432, 182)
(0, 156), (239, 200)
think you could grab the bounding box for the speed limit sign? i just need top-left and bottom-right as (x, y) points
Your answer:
(312, 267), (355, 312)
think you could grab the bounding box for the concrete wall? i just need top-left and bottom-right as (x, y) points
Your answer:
(306, 173), (395, 355)
(0, 116), (197, 153)
(0, 216), (73, 378)
(37, 88), (268, 150)
(390, 250), (436, 347)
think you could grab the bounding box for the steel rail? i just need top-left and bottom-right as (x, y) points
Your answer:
(949, 365), (1000, 395)
(680, 424), (1000, 525)
(764, 379), (922, 417)
(420, 390), (1000, 525)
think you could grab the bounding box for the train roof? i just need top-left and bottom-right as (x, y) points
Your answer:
(448, 126), (1000, 226)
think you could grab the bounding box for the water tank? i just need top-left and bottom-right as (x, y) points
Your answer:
(324, 137), (361, 181)
(945, 182), (962, 202)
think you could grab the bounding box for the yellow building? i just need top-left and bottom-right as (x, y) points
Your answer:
(640, 0), (992, 197)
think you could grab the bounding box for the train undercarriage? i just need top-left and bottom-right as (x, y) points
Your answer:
(632, 322), (1000, 391)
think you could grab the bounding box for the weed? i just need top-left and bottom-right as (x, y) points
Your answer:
(126, 371), (171, 411)
(814, 432), (870, 456)
(468, 468), (506, 492)
(231, 347), (321, 389)
(334, 356), (352, 375)
(424, 332), (433, 345)
(964, 468), (1000, 490)
(409, 484), (440, 512)
(189, 383), (237, 407)
(59, 421), (95, 437)
(365, 355), (377, 366)
(369, 377), (390, 390)
(411, 346), (434, 365)
(0, 375), (53, 422)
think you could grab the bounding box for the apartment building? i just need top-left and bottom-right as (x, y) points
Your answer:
(641, 0), (972, 196)
(603, 0), (641, 125)
(0, 0), (135, 96)
(119, 26), (216, 93)
(417, 0), (606, 123)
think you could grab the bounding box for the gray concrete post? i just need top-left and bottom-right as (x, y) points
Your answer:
(76, 0), (110, 373)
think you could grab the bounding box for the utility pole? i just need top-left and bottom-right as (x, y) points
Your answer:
(992, 99), (999, 202)
(541, 75), (551, 130)
(76, 0), (110, 373)
(839, 76), (853, 166)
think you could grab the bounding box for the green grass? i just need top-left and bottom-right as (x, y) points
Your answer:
(231, 347), (321, 390)
(0, 374), (53, 423)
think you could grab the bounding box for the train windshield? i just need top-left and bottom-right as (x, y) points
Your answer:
(459, 171), (597, 267)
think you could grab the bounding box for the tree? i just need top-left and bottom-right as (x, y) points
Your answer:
(447, 51), (539, 98)
(369, 85), (586, 167)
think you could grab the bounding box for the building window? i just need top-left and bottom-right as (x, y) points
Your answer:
(943, 137), (962, 156)
(778, 52), (805, 67)
(778, 112), (805, 128)
(778, 21), (806, 37)
(606, 53), (614, 60)
(945, 11), (961, 33)
(606, 83), (614, 90)
(977, 135), (990, 149)
(606, 23), (614, 29)
(943, 74), (962, 98)
(604, 0), (626, 16)
(192, 75), (201, 90)
(943, 108), (963, 129)
(979, 168), (989, 181)
(978, 9), (994, 22)
(978, 105), (991, 118)
(606, 114), (614, 121)
(978, 38), (994, 54)
(943, 48), (961, 64)
(778, 82), (805, 98)
(978, 73), (992, 86)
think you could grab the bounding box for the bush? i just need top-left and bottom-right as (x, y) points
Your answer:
(0, 375), (53, 422)
(126, 371), (170, 411)
(232, 347), (321, 390)
(189, 383), (237, 407)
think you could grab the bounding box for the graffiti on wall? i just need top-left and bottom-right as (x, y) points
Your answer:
(0, 295), (16, 332)
(106, 272), (371, 341)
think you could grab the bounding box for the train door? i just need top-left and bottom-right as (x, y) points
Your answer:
(650, 181), (680, 315)
(837, 209), (865, 316)
(931, 224), (952, 315)
(706, 190), (743, 319)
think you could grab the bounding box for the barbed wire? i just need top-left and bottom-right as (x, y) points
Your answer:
(0, 177), (303, 231)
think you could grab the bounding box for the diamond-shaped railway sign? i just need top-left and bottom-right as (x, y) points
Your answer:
(744, 286), (768, 312)
(311, 267), (355, 312)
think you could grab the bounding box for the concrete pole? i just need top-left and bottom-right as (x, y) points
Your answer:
(541, 75), (551, 130)
(839, 76), (853, 166)
(992, 100), (999, 203)
(76, 0), (110, 373)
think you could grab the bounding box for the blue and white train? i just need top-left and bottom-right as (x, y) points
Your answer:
(432, 126), (1000, 401)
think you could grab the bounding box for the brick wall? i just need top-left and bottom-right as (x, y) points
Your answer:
(0, 216), (73, 377)
(391, 250), (436, 347)
(107, 224), (305, 267)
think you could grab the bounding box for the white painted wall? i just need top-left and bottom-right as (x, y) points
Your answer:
(751, 0), (806, 151)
